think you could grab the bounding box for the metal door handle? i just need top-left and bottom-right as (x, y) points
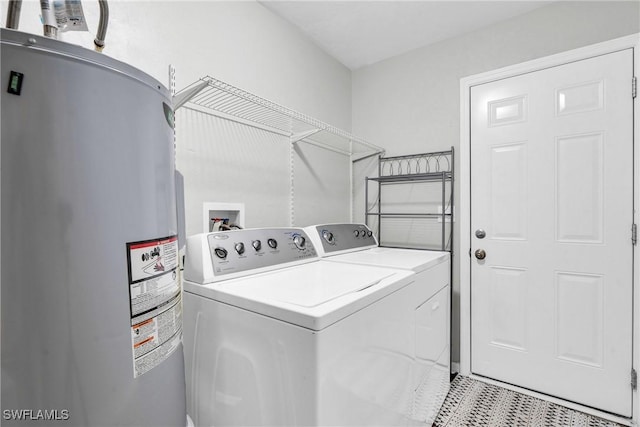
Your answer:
(475, 249), (486, 260)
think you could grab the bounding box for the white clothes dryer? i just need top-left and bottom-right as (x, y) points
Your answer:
(182, 227), (438, 426)
(304, 223), (451, 425)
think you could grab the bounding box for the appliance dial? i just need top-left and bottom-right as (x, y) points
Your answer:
(234, 242), (245, 255)
(367, 230), (373, 237)
(214, 247), (228, 259)
(293, 235), (306, 250)
(322, 230), (335, 244)
(252, 240), (262, 251)
(353, 230), (360, 237)
(267, 238), (278, 249)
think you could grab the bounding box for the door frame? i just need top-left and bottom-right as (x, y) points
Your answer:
(459, 33), (640, 423)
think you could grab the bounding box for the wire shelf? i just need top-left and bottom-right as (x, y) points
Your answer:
(368, 171), (453, 183)
(379, 150), (453, 178)
(173, 76), (384, 159)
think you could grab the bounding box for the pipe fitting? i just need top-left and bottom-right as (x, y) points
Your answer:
(94, 0), (109, 52)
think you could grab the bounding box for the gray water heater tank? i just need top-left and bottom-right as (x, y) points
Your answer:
(1, 29), (187, 426)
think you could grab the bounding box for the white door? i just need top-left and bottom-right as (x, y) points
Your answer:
(470, 49), (634, 416)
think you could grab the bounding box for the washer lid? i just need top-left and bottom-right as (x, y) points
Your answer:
(327, 247), (449, 272)
(218, 261), (394, 308)
(184, 260), (414, 331)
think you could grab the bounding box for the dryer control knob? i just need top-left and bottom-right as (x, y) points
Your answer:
(252, 240), (262, 251)
(322, 230), (334, 244)
(367, 230), (373, 237)
(235, 242), (245, 255)
(267, 238), (278, 249)
(353, 230), (360, 237)
(293, 235), (306, 249)
(214, 247), (228, 259)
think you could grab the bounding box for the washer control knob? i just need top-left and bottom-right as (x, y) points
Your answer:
(252, 240), (262, 251)
(353, 230), (360, 237)
(322, 230), (335, 244)
(234, 242), (245, 255)
(267, 238), (278, 249)
(214, 247), (228, 259)
(367, 230), (373, 237)
(293, 235), (306, 249)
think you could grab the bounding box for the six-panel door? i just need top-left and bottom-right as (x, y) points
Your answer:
(470, 49), (634, 417)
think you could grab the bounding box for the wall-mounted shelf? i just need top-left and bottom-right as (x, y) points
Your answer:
(173, 76), (384, 161)
(366, 149), (454, 252)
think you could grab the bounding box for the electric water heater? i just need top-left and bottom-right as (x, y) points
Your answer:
(1, 28), (187, 426)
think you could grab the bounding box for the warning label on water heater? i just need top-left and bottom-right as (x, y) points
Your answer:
(126, 235), (182, 378)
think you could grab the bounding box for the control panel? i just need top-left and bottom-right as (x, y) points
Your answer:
(205, 228), (317, 278)
(307, 223), (377, 256)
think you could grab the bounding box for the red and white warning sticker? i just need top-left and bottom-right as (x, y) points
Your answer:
(128, 235), (178, 283)
(126, 235), (181, 378)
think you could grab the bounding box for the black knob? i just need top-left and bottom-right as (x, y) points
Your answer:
(322, 230), (334, 244)
(267, 238), (278, 249)
(214, 247), (228, 259)
(252, 240), (262, 251)
(367, 230), (373, 237)
(235, 242), (245, 255)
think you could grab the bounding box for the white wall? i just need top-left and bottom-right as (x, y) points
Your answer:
(2, 1), (354, 237)
(351, 0), (640, 364)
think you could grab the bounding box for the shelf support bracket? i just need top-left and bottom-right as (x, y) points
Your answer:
(173, 80), (209, 111)
(352, 151), (384, 163)
(291, 128), (322, 144)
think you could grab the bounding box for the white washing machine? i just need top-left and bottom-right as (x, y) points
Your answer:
(305, 223), (451, 425)
(182, 227), (443, 426)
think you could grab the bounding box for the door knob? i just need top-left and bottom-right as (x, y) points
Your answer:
(475, 249), (486, 260)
